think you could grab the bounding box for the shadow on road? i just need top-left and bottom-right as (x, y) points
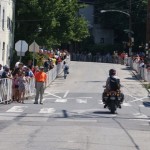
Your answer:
(124, 77), (137, 80)
(121, 67), (131, 70)
(143, 101), (150, 108)
(54, 109), (117, 119)
(93, 111), (112, 114)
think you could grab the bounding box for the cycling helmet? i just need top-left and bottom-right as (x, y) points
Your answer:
(109, 69), (116, 76)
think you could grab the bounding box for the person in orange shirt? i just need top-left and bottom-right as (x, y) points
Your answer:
(34, 66), (47, 104)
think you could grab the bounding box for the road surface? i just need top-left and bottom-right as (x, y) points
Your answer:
(0, 61), (149, 150)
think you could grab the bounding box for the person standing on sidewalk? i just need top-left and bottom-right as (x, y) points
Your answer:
(34, 66), (47, 104)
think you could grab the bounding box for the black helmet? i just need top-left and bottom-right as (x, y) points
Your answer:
(109, 69), (116, 76)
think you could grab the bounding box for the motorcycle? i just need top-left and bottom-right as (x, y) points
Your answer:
(102, 87), (123, 114)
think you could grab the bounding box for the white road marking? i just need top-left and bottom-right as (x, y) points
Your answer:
(139, 104), (145, 107)
(122, 103), (131, 107)
(133, 113), (148, 118)
(57, 119), (97, 122)
(129, 119), (150, 122)
(44, 92), (62, 98)
(39, 108), (55, 114)
(55, 99), (67, 103)
(7, 106), (27, 113)
(76, 99), (87, 103)
(47, 93), (61, 98)
(129, 97), (148, 103)
(98, 100), (103, 105)
(125, 94), (138, 99)
(63, 90), (69, 98)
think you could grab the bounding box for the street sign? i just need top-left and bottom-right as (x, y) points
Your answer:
(29, 41), (39, 66)
(15, 40), (28, 52)
(15, 40), (28, 62)
(29, 41), (39, 52)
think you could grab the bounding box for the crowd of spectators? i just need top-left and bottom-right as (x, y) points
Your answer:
(71, 51), (129, 65)
(0, 49), (69, 103)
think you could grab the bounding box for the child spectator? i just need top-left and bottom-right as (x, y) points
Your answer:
(18, 72), (28, 104)
(12, 74), (19, 102)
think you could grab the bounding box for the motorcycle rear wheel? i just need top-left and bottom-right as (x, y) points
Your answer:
(110, 101), (116, 114)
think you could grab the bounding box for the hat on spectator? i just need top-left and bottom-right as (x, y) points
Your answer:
(39, 66), (44, 69)
(4, 65), (9, 69)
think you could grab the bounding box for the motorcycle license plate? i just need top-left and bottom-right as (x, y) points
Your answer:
(110, 97), (115, 100)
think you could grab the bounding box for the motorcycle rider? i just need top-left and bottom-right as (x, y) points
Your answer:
(102, 69), (124, 108)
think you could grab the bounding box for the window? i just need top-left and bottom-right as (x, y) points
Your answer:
(100, 38), (104, 44)
(10, 20), (13, 32)
(7, 17), (9, 29)
(2, 9), (5, 30)
(2, 42), (5, 61)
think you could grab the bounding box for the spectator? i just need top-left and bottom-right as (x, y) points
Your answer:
(18, 72), (28, 104)
(32, 66), (40, 76)
(1, 67), (12, 79)
(12, 74), (19, 102)
(12, 62), (24, 76)
(63, 61), (69, 79)
(25, 67), (34, 77)
(44, 60), (49, 72)
(34, 66), (47, 104)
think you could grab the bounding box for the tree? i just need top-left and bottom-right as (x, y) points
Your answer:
(95, 0), (147, 47)
(15, 0), (89, 48)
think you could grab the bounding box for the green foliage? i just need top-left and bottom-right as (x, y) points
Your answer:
(15, 0), (89, 48)
(95, 0), (147, 45)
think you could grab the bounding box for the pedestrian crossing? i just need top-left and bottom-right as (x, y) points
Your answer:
(1, 98), (147, 115)
(0, 97), (149, 122)
(0, 105), (149, 123)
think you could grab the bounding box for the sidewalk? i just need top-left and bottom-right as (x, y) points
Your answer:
(131, 69), (150, 96)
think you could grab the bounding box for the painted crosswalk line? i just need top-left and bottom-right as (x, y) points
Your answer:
(122, 103), (131, 107)
(6, 106), (28, 113)
(55, 99), (67, 102)
(76, 99), (87, 103)
(39, 108), (56, 114)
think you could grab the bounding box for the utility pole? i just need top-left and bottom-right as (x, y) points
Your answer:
(146, 0), (150, 58)
(146, 0), (150, 43)
(128, 0), (132, 56)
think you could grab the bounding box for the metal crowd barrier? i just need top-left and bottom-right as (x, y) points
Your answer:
(129, 58), (150, 82)
(0, 78), (12, 104)
(0, 58), (69, 104)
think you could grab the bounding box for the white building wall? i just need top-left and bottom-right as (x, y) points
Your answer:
(79, 4), (114, 45)
(79, 5), (94, 28)
(0, 0), (14, 66)
(93, 24), (114, 44)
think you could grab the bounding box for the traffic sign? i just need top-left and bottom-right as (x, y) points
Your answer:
(15, 40), (28, 52)
(29, 41), (39, 52)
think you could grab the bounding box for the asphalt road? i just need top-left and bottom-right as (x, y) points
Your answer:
(0, 61), (150, 150)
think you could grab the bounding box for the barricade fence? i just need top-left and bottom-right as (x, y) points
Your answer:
(0, 78), (12, 104)
(0, 58), (68, 104)
(127, 57), (150, 83)
(1, 56), (149, 104)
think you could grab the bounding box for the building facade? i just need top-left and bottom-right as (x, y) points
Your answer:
(0, 0), (15, 66)
(79, 0), (114, 44)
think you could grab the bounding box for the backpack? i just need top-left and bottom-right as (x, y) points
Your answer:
(109, 77), (120, 91)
